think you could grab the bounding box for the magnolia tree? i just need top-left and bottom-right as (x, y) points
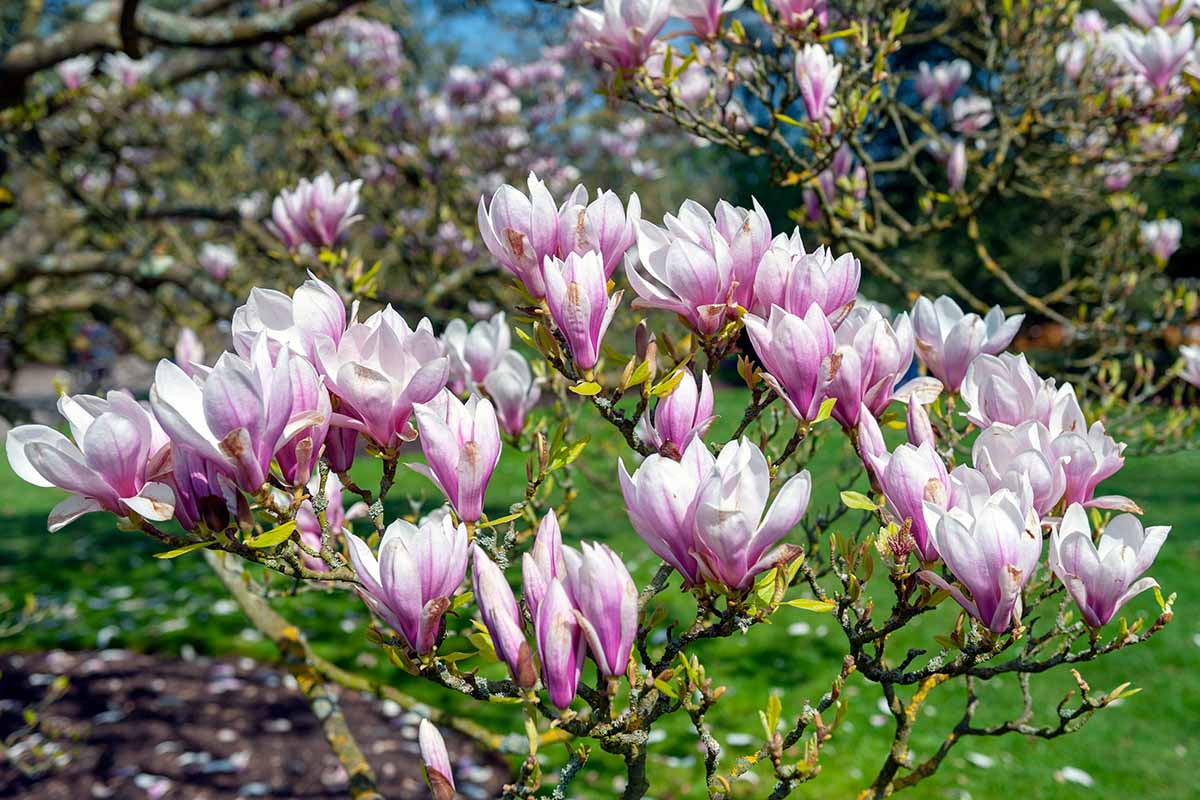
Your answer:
(565, 0), (1200, 450)
(6, 164), (1191, 798)
(0, 1), (697, 403)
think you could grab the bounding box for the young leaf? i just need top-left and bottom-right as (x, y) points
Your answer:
(154, 541), (213, 559)
(246, 521), (298, 548)
(840, 491), (878, 511)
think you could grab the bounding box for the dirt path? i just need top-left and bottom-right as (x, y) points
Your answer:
(0, 650), (507, 799)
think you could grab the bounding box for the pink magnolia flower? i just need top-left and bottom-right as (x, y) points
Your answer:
(522, 510), (571, 619)
(441, 312), (511, 394)
(102, 53), (154, 88)
(770, 0), (828, 30)
(232, 275), (346, 362)
(919, 487), (1043, 634)
(1049, 504), (1170, 627)
(566, 542), (638, 677)
(743, 303), (837, 422)
(1102, 161), (1133, 192)
(794, 44), (841, 124)
(947, 139), (968, 192)
(1181, 344), (1200, 388)
(1121, 24), (1195, 92)
(912, 295), (1024, 391)
(477, 172), (564, 298)
(483, 351), (542, 437)
(174, 328), (206, 377)
(472, 545), (536, 686)
(951, 95), (993, 134)
(1117, 0), (1196, 30)
(409, 392), (502, 524)
(315, 306), (449, 450)
(542, 250), (622, 372)
(635, 369), (715, 455)
(915, 60), (971, 108)
(150, 338), (323, 493)
(169, 446), (234, 533)
(418, 720), (456, 800)
(57, 55), (95, 90)
(557, 186), (641, 279)
(7, 392), (173, 531)
(692, 439), (812, 590)
(618, 438), (714, 584)
(674, 0), (744, 38)
(973, 421), (1067, 517)
(273, 356), (332, 487)
(826, 306), (915, 429)
(750, 230), (860, 324)
(199, 243), (237, 282)
(268, 173), (364, 251)
(859, 411), (950, 563)
(345, 511), (468, 654)
(960, 352), (1067, 429)
(1139, 218), (1182, 263)
(575, 0), (671, 70)
(533, 578), (585, 708)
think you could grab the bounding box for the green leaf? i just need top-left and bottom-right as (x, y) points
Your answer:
(154, 541), (213, 559)
(840, 491), (877, 511)
(624, 359), (653, 390)
(479, 512), (522, 529)
(569, 381), (602, 396)
(650, 369), (685, 397)
(547, 436), (590, 473)
(774, 113), (805, 128)
(246, 521), (298, 548)
(783, 598), (836, 613)
(653, 679), (678, 699)
(814, 397), (837, 423)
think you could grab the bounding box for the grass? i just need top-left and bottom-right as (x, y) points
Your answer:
(1, 391), (1197, 799)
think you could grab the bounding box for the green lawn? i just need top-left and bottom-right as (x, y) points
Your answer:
(1, 394), (1197, 799)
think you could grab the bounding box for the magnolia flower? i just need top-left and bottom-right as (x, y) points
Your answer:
(674, 0), (743, 38)
(912, 295), (1024, 391)
(770, 0), (828, 30)
(315, 306), (449, 449)
(960, 352), (1064, 429)
(750, 230), (860, 324)
(199, 242), (237, 282)
(7, 392), (173, 531)
(557, 187), (642, 278)
(170, 446), (234, 533)
(150, 339), (323, 493)
(542, 250), (622, 372)
(232, 275), (346, 362)
(795, 44), (841, 124)
(920, 487), (1042, 634)
(567, 542), (637, 677)
(574, 0), (671, 70)
(744, 303), (837, 421)
(1181, 344), (1200, 388)
(534, 578), (585, 707)
(57, 55), (95, 90)
(1121, 24), (1195, 91)
(418, 720), (456, 800)
(973, 421), (1067, 517)
(174, 328), (206, 377)
(1139, 218), (1182, 263)
(473, 545), (536, 686)
(951, 95), (994, 134)
(1049, 504), (1169, 627)
(692, 439), (812, 590)
(522, 510), (571, 619)
(477, 172), (565, 297)
(1102, 161), (1133, 192)
(442, 312), (511, 394)
(915, 59), (971, 108)
(268, 173), (364, 251)
(483, 351), (542, 437)
(635, 369), (715, 455)
(907, 395), (936, 448)
(409, 392), (501, 524)
(345, 511), (468, 653)
(102, 53), (154, 88)
(327, 85), (358, 119)
(826, 306), (915, 429)
(619, 438), (714, 583)
(947, 139), (967, 192)
(1116, 0), (1196, 30)
(274, 356), (332, 486)
(862, 418), (950, 563)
